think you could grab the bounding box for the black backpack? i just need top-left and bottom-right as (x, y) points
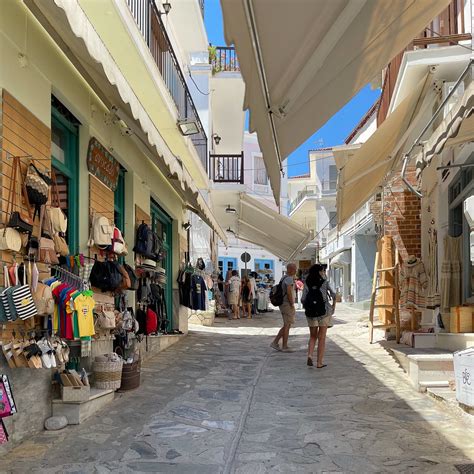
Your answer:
(269, 279), (284, 306)
(90, 260), (123, 292)
(134, 223), (155, 258)
(303, 285), (326, 318)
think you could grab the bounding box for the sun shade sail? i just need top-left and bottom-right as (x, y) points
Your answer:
(211, 191), (312, 261)
(26, 0), (227, 244)
(416, 81), (474, 176)
(334, 75), (432, 226)
(221, 0), (451, 203)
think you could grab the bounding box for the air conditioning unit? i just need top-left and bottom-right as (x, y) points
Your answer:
(443, 81), (465, 119)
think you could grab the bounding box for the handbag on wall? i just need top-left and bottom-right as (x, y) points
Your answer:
(25, 162), (51, 217)
(95, 308), (116, 330)
(8, 157), (33, 234)
(32, 282), (55, 316)
(11, 262), (37, 321)
(38, 206), (59, 265)
(47, 169), (68, 234)
(0, 158), (27, 251)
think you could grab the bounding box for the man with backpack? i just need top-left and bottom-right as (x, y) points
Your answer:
(270, 263), (297, 352)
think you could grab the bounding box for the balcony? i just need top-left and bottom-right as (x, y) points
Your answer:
(209, 153), (244, 184)
(289, 185), (318, 214)
(126, 0), (208, 169)
(210, 46), (240, 74)
(320, 179), (337, 195)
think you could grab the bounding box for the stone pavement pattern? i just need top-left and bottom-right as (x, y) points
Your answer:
(1, 305), (473, 473)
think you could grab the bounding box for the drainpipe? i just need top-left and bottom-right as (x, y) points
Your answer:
(401, 58), (474, 198)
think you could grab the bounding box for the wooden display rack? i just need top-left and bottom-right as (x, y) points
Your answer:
(368, 244), (401, 344)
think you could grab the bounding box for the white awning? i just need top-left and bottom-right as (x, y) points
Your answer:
(211, 190), (312, 261)
(330, 250), (351, 267)
(334, 74), (434, 226)
(416, 81), (474, 176)
(26, 0), (227, 244)
(221, 0), (451, 203)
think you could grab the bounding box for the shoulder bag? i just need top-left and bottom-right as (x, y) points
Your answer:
(8, 157), (33, 234)
(47, 169), (67, 234)
(38, 205), (59, 265)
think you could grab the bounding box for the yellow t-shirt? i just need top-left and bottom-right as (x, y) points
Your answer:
(74, 294), (96, 338)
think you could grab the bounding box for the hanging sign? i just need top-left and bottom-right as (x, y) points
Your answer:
(87, 137), (120, 191)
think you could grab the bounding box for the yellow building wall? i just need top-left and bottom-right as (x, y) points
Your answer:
(0, 0), (186, 288)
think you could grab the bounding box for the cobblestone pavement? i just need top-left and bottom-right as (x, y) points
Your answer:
(1, 305), (474, 473)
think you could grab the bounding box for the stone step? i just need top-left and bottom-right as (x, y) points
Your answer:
(389, 347), (454, 389)
(418, 380), (450, 393)
(52, 388), (114, 425)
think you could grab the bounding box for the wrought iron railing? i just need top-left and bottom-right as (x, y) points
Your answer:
(209, 153), (244, 183)
(126, 0), (208, 170)
(210, 46), (240, 73)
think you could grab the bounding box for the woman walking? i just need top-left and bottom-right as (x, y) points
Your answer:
(302, 264), (336, 368)
(241, 275), (253, 319)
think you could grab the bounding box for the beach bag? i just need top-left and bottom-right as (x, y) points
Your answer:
(32, 282), (55, 316)
(303, 285), (326, 318)
(0, 227), (22, 252)
(11, 263), (37, 320)
(269, 279), (284, 306)
(47, 169), (67, 234)
(95, 309), (116, 330)
(37, 206), (59, 265)
(88, 213), (113, 249)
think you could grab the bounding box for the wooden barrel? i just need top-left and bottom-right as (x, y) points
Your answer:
(119, 360), (141, 391)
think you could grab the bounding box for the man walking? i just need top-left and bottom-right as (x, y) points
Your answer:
(271, 263), (297, 352)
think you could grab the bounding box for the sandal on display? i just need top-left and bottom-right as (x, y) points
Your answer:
(1, 342), (17, 369)
(37, 339), (52, 369)
(11, 342), (29, 368)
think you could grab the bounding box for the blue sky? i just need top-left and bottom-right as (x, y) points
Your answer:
(205, 1), (381, 177)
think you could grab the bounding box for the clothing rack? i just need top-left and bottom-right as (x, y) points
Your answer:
(51, 265), (89, 291)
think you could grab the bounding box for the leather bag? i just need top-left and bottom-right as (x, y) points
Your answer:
(7, 157), (33, 234)
(47, 169), (67, 234)
(38, 206), (59, 265)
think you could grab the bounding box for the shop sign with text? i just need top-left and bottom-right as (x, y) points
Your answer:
(87, 137), (120, 191)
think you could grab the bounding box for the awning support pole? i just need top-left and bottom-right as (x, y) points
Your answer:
(401, 58), (474, 198)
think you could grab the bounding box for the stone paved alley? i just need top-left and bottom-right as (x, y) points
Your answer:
(1, 305), (474, 473)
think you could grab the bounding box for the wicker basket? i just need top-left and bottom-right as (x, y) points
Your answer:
(93, 359), (123, 390)
(119, 360), (141, 391)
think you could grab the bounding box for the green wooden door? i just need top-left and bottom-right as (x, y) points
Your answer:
(51, 107), (79, 253)
(150, 200), (173, 330)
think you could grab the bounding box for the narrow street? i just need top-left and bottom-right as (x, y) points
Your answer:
(1, 306), (473, 474)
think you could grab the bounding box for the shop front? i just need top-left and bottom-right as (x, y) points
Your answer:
(0, 0), (225, 451)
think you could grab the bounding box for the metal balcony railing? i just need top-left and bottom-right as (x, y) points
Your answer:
(126, 0), (208, 170)
(210, 153), (244, 183)
(321, 179), (337, 194)
(210, 46), (240, 73)
(289, 185), (317, 213)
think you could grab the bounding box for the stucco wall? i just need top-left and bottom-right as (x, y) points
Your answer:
(353, 235), (377, 302)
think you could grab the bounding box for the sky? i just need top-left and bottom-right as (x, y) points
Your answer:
(204, 1), (381, 178)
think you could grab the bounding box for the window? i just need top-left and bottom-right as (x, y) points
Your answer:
(254, 259), (274, 274)
(329, 165), (337, 190)
(449, 156), (474, 301)
(254, 155), (268, 185)
(51, 99), (79, 253)
(329, 211), (337, 229)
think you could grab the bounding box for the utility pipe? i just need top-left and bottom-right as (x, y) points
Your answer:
(401, 58), (474, 198)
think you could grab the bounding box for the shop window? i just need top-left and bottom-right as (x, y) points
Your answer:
(255, 259), (274, 273)
(449, 156), (474, 301)
(151, 200), (173, 330)
(51, 99), (79, 253)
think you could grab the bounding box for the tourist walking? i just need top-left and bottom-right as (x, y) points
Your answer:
(228, 270), (241, 319)
(241, 275), (252, 319)
(302, 263), (336, 368)
(271, 263), (297, 352)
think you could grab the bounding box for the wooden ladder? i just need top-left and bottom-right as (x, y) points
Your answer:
(368, 249), (401, 344)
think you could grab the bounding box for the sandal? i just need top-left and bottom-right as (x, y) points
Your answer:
(11, 342), (29, 368)
(307, 357), (313, 367)
(1, 342), (17, 369)
(317, 364), (327, 369)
